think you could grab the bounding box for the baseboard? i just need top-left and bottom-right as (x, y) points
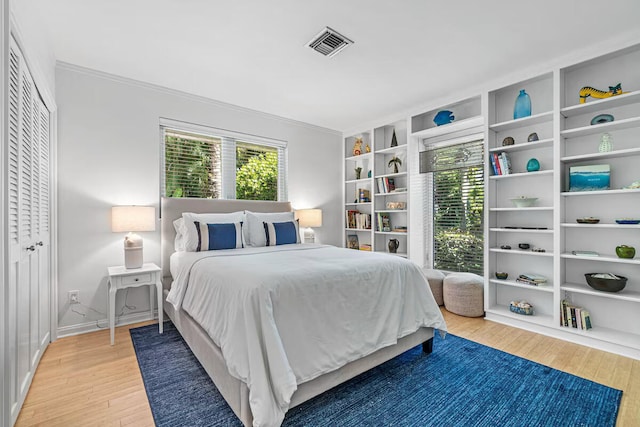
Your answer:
(56, 310), (158, 338)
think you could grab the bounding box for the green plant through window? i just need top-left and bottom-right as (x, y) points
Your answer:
(163, 128), (283, 201)
(427, 140), (484, 274)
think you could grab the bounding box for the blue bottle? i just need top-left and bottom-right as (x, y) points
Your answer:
(514, 89), (531, 119)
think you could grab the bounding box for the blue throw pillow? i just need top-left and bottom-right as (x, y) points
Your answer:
(263, 220), (300, 246)
(194, 221), (243, 251)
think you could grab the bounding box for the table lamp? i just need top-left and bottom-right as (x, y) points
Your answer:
(295, 209), (322, 243)
(111, 206), (156, 269)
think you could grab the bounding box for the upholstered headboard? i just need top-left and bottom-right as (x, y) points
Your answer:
(160, 197), (292, 286)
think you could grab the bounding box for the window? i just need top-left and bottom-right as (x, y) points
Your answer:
(161, 120), (287, 201)
(421, 138), (484, 274)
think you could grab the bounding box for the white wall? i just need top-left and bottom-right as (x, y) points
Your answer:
(55, 65), (342, 333)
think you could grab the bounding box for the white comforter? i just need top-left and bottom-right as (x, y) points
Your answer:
(167, 244), (446, 427)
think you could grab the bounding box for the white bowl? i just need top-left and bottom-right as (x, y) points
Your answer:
(510, 197), (538, 208)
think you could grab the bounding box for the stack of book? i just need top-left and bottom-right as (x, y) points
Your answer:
(376, 213), (391, 232)
(376, 177), (395, 193)
(489, 152), (512, 176)
(345, 210), (371, 229)
(359, 244), (372, 251)
(357, 188), (370, 203)
(515, 273), (547, 286)
(561, 300), (592, 330)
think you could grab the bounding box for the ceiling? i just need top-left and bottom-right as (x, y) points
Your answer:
(27, 0), (640, 131)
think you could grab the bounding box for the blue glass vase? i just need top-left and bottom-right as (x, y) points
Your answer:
(514, 89), (531, 119)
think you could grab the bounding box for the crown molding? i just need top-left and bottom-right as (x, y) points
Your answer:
(56, 61), (341, 136)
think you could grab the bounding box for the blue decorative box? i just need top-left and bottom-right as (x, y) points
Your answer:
(569, 164), (610, 192)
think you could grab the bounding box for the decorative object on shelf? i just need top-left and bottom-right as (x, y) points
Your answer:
(386, 201), (406, 210)
(516, 273), (547, 286)
(518, 243), (530, 250)
(392, 226), (407, 232)
(585, 273), (627, 293)
(502, 136), (515, 146)
(509, 301), (533, 315)
(623, 180), (640, 189)
(572, 250), (599, 256)
(576, 217), (600, 224)
(615, 218), (640, 224)
(615, 245), (636, 259)
(390, 129), (398, 147)
(527, 132), (539, 142)
(367, 170), (372, 178)
(532, 247), (546, 253)
(388, 156), (402, 174)
(526, 158), (540, 172)
(509, 196), (537, 208)
(569, 164), (610, 191)
(590, 114), (614, 125)
(352, 137), (363, 156)
(513, 89), (531, 119)
(500, 245), (512, 250)
(346, 234), (359, 250)
(365, 143), (371, 153)
(598, 133), (613, 152)
(354, 167), (362, 180)
(388, 239), (399, 253)
(579, 83), (626, 104)
(495, 272), (508, 280)
(433, 110), (455, 126)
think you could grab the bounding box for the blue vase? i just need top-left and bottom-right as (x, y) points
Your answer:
(526, 158), (540, 172)
(514, 89), (531, 119)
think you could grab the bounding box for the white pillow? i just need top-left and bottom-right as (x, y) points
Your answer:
(245, 211), (294, 247)
(181, 211), (245, 252)
(173, 218), (186, 252)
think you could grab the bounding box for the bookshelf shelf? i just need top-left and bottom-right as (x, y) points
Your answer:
(489, 170), (553, 180)
(561, 282), (640, 303)
(344, 121), (408, 256)
(489, 279), (554, 293)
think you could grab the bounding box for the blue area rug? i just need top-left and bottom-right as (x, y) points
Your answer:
(130, 322), (621, 426)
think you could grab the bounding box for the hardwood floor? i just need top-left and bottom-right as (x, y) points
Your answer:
(15, 310), (640, 426)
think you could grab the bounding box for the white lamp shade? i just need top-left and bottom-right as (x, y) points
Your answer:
(111, 206), (156, 232)
(296, 209), (323, 228)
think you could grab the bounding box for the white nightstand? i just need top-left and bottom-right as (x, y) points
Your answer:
(107, 263), (163, 345)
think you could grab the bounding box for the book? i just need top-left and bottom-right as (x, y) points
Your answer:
(346, 234), (359, 250)
(569, 164), (610, 192)
(493, 153), (502, 175)
(489, 154), (498, 175)
(359, 244), (372, 251)
(377, 213), (391, 232)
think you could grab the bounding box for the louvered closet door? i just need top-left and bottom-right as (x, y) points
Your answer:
(7, 38), (51, 425)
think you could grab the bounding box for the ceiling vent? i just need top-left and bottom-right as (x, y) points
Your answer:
(307, 27), (353, 58)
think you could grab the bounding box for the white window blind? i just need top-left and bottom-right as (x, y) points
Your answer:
(161, 120), (287, 201)
(423, 139), (484, 274)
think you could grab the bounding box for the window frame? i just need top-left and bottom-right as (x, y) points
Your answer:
(159, 118), (288, 201)
(423, 132), (485, 274)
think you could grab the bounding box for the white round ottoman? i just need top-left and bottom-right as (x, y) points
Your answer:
(422, 269), (445, 306)
(443, 272), (484, 317)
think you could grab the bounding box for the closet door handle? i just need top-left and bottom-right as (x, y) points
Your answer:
(36, 241), (43, 246)
(26, 245), (36, 252)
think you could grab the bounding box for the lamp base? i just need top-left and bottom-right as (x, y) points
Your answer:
(303, 228), (315, 243)
(124, 247), (143, 269)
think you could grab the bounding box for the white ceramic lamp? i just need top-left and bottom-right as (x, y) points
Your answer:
(296, 209), (322, 243)
(111, 206), (156, 269)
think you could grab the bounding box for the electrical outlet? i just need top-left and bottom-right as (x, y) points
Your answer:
(68, 290), (80, 304)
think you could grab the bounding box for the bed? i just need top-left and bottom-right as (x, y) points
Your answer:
(160, 197), (446, 427)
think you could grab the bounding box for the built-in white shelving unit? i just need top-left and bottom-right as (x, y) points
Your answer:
(343, 120), (409, 257)
(484, 43), (640, 360)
